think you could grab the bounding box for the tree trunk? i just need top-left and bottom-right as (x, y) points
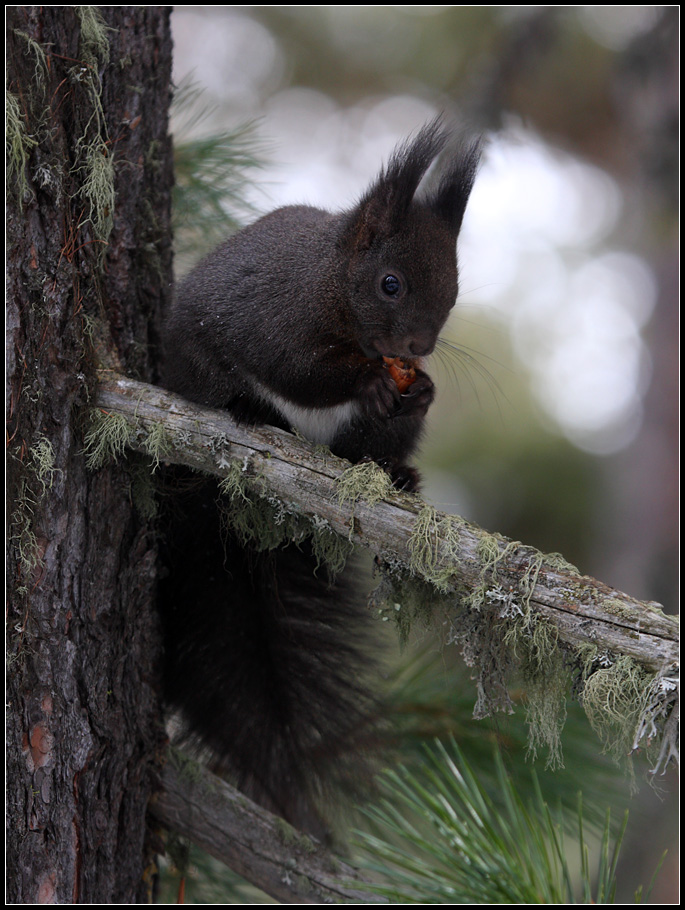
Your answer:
(6, 7), (173, 903)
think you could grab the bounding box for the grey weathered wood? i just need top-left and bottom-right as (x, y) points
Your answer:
(96, 374), (679, 673)
(150, 756), (385, 904)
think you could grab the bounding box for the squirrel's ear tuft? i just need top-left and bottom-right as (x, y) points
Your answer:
(343, 116), (449, 251)
(426, 137), (482, 237)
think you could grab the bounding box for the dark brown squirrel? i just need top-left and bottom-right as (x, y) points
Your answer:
(159, 117), (480, 833)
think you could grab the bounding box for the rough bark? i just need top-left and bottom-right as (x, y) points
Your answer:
(6, 7), (173, 903)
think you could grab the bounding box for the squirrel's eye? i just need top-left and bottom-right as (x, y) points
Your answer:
(381, 274), (402, 298)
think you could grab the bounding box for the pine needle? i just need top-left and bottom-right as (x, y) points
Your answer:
(354, 739), (661, 904)
(171, 77), (266, 272)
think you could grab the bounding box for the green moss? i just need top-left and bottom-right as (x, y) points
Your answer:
(464, 539), (574, 620)
(373, 526), (572, 755)
(274, 817), (296, 846)
(217, 462), (293, 552)
(407, 531), (576, 762)
(475, 543), (569, 764)
(274, 818), (317, 855)
(219, 471), (274, 548)
(446, 599), (515, 719)
(220, 493), (288, 553)
(519, 550), (545, 607)
(168, 747), (207, 787)
(575, 642), (601, 673)
(478, 533), (507, 569)
(573, 644), (678, 775)
(9, 472), (41, 580)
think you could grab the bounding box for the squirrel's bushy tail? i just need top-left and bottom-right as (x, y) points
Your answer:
(159, 475), (381, 833)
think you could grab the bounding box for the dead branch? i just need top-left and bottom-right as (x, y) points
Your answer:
(95, 373), (678, 674)
(149, 754), (385, 903)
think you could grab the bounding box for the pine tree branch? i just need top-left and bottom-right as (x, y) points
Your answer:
(149, 754), (385, 904)
(95, 373), (678, 675)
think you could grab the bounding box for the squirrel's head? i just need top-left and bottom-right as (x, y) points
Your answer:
(340, 117), (481, 361)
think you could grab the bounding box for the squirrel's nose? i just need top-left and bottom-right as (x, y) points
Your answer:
(370, 333), (435, 359)
(398, 332), (435, 357)
(407, 336), (435, 357)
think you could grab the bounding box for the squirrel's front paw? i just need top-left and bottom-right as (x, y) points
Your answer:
(358, 455), (422, 492)
(395, 370), (434, 416)
(389, 463), (421, 491)
(358, 368), (401, 418)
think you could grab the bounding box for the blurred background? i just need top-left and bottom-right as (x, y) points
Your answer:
(168, 6), (678, 902)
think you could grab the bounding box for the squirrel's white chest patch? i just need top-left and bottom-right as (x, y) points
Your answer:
(254, 382), (359, 446)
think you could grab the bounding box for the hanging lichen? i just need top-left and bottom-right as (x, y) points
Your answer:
(142, 421), (175, 473)
(508, 619), (568, 769)
(369, 568), (450, 647)
(82, 409), (133, 469)
(6, 90), (38, 204)
(581, 655), (663, 765)
(68, 7), (117, 251)
(8, 435), (63, 584)
(307, 515), (355, 578)
(28, 437), (61, 495)
(464, 536), (518, 611)
(76, 143), (115, 244)
(13, 29), (49, 88)
(218, 458), (354, 578)
(76, 6), (114, 65)
(631, 667), (679, 775)
(407, 505), (464, 593)
(9, 476), (41, 580)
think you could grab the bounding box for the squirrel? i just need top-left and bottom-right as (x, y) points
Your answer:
(159, 117), (480, 833)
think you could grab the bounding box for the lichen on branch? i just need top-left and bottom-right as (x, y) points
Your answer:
(90, 374), (679, 774)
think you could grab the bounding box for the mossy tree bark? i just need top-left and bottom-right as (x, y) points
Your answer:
(6, 7), (173, 903)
